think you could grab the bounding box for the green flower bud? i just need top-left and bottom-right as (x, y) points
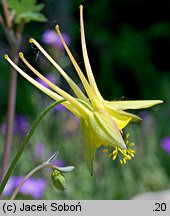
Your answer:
(51, 169), (66, 191)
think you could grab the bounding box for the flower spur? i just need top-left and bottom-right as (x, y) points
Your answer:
(5, 5), (163, 174)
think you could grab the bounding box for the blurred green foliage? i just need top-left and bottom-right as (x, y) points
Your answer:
(6, 0), (46, 23)
(0, 0), (170, 199)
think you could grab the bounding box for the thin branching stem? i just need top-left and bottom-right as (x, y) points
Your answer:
(10, 162), (54, 200)
(0, 2), (25, 182)
(0, 46), (20, 183)
(0, 0), (11, 28)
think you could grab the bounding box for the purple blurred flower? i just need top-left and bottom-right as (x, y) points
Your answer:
(36, 73), (57, 89)
(1, 123), (9, 135)
(53, 103), (65, 112)
(52, 159), (65, 167)
(15, 114), (30, 134)
(64, 114), (79, 136)
(18, 177), (47, 199)
(139, 111), (150, 120)
(1, 114), (30, 136)
(42, 30), (71, 49)
(3, 176), (47, 198)
(35, 143), (45, 158)
(161, 137), (170, 153)
(3, 176), (16, 196)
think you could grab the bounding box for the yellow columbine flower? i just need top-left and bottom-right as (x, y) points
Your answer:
(5, 5), (163, 174)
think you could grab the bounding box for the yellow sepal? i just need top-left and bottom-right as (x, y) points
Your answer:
(88, 108), (126, 149)
(104, 100), (163, 110)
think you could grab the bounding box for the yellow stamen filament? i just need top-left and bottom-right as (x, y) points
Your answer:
(108, 153), (112, 158)
(118, 148), (129, 158)
(18, 52), (90, 119)
(55, 25), (103, 109)
(28, 38), (89, 105)
(129, 153), (134, 157)
(79, 5), (103, 101)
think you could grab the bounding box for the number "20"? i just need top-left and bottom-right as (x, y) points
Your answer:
(154, 203), (166, 211)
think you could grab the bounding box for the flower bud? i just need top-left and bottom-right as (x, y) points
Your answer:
(51, 169), (66, 191)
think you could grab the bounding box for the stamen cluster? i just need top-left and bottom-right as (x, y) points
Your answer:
(103, 133), (135, 164)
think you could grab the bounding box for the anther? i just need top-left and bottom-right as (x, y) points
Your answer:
(125, 155), (131, 160)
(112, 149), (117, 155)
(129, 149), (135, 154)
(126, 133), (130, 139)
(103, 149), (108, 153)
(120, 159), (123, 165)
(129, 142), (135, 147)
(112, 155), (117, 161)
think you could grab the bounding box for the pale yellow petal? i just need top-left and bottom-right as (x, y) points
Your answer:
(105, 107), (132, 129)
(105, 105), (141, 128)
(117, 110), (141, 122)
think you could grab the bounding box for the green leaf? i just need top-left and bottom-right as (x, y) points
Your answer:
(6, 0), (18, 8)
(7, 0), (34, 13)
(33, 4), (45, 12)
(6, 0), (46, 23)
(15, 12), (47, 23)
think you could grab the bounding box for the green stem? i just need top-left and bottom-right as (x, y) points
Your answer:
(0, 99), (66, 197)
